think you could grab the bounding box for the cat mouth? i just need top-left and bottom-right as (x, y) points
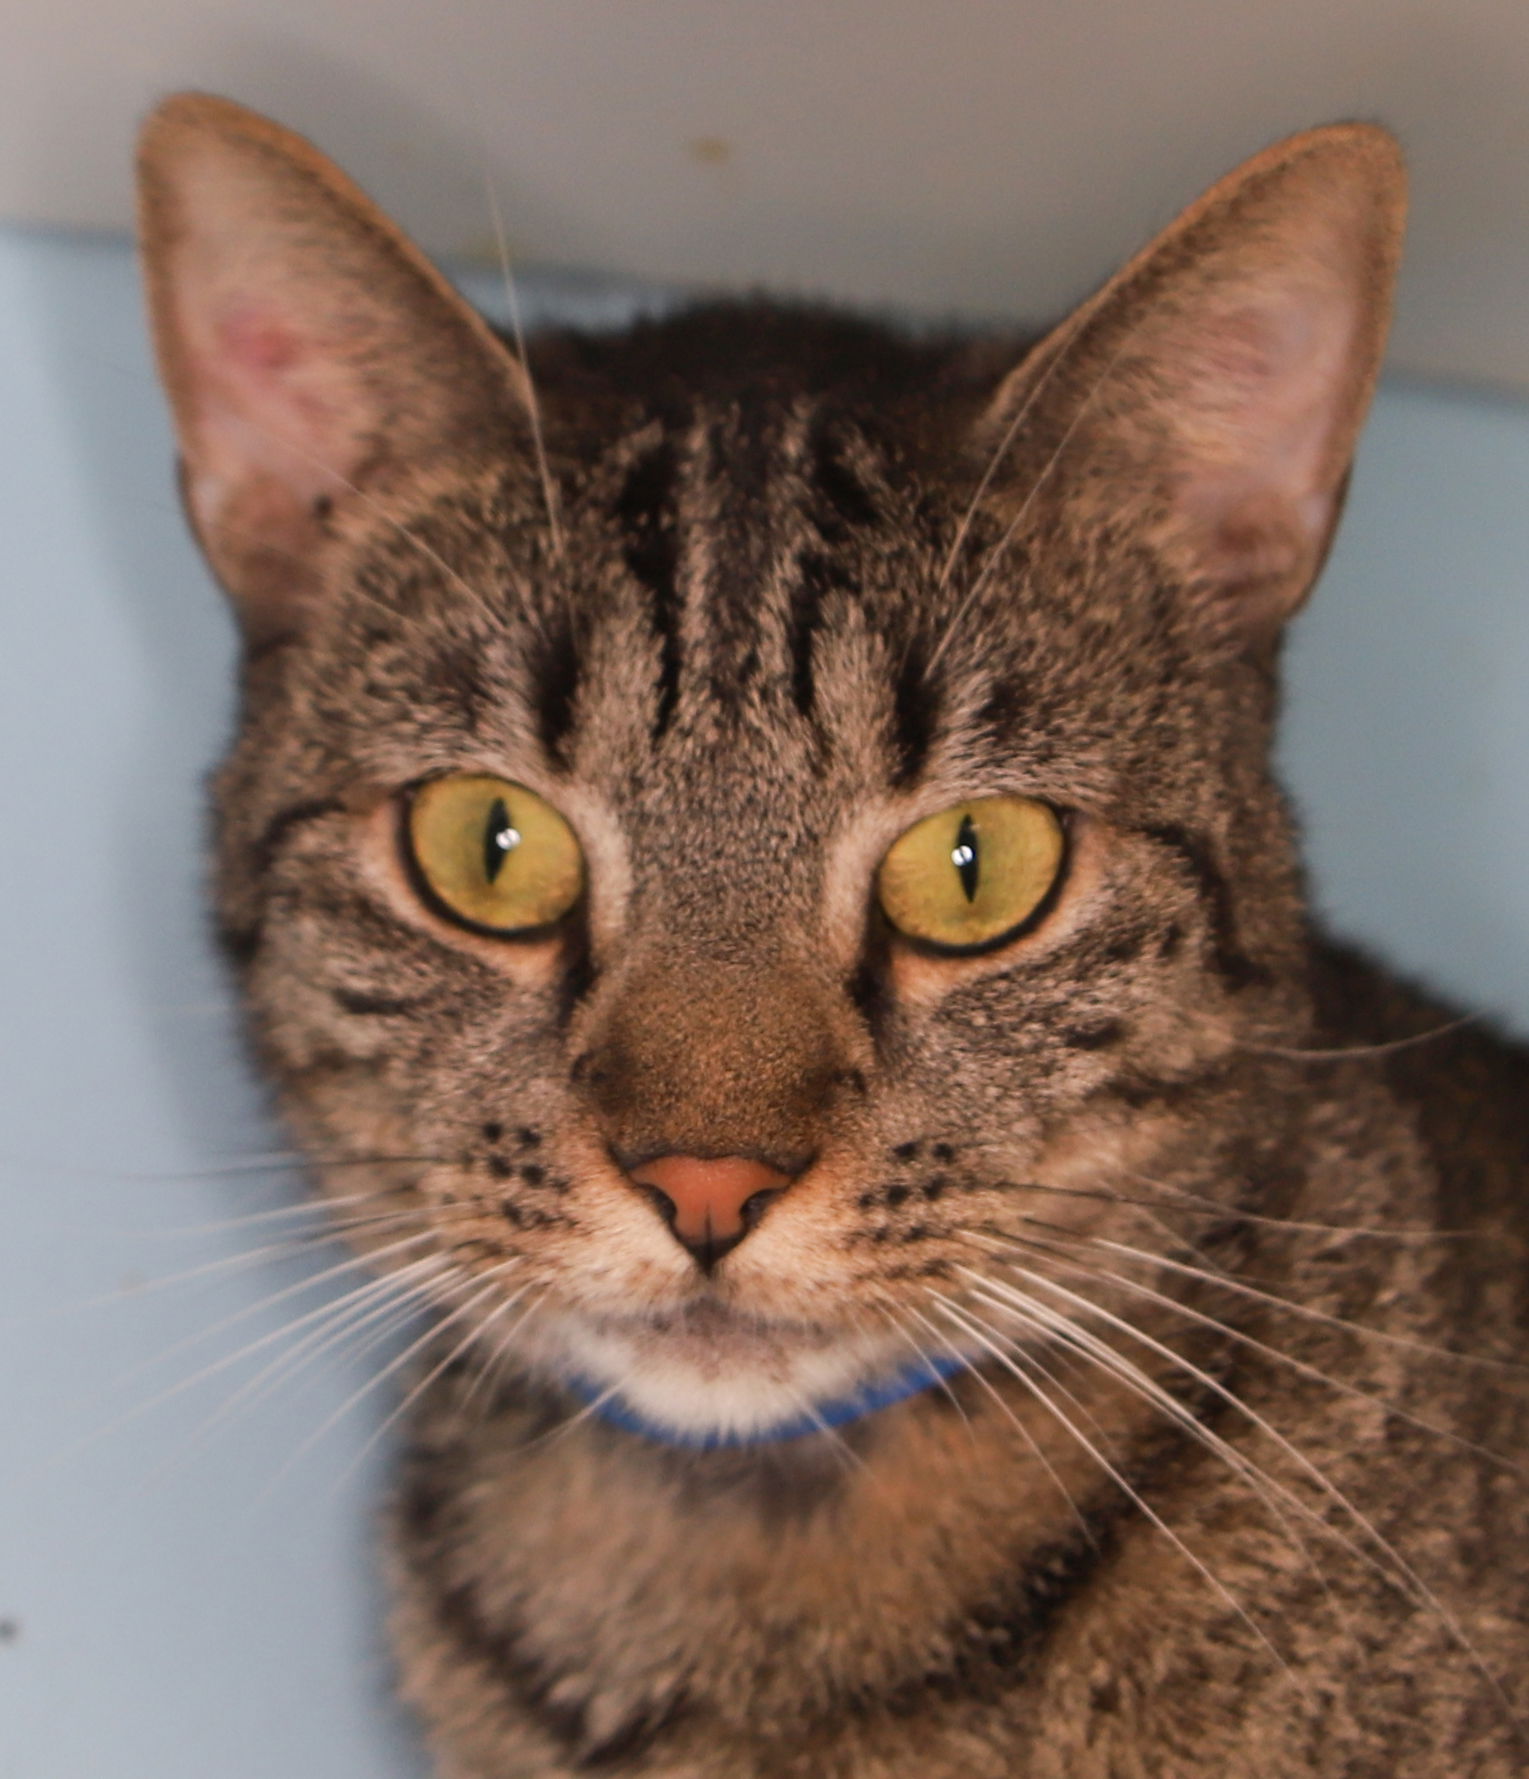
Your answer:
(526, 1295), (930, 1446)
(593, 1292), (846, 1374)
(636, 1294), (832, 1341)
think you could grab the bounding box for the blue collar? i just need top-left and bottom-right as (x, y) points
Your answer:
(565, 1349), (969, 1451)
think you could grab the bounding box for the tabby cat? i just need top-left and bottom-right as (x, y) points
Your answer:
(136, 95), (1529, 1776)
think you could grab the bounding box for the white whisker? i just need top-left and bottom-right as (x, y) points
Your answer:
(481, 171), (564, 563)
(931, 1290), (1306, 1694)
(926, 334), (1132, 679)
(958, 1254), (1522, 1728)
(902, 1302), (1095, 1541)
(936, 327), (1077, 592)
(1236, 1018), (1481, 1063)
(167, 1253), (448, 1445)
(43, 1235), (443, 1477)
(871, 1304), (980, 1444)
(98, 1223), (438, 1383)
(944, 1279), (1352, 1644)
(1007, 1219), (1529, 1394)
(1114, 1165), (1498, 1245)
(334, 1265), (528, 1491)
(253, 1264), (512, 1502)
(150, 1188), (405, 1237)
(151, 1259), (450, 1488)
(455, 1289), (548, 1422)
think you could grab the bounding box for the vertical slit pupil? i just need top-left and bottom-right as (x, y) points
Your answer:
(484, 797), (522, 884)
(952, 813), (979, 903)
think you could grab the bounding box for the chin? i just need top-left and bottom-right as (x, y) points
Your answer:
(521, 1299), (919, 1446)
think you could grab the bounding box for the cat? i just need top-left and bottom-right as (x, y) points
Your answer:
(135, 93), (1529, 1777)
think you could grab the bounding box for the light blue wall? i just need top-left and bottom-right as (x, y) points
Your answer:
(1280, 380), (1529, 1025)
(1, 229), (1525, 1775)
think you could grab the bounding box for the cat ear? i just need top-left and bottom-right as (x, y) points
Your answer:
(137, 93), (535, 641)
(979, 124), (1406, 643)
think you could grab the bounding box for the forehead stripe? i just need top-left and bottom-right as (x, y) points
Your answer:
(614, 435), (684, 740)
(526, 603), (583, 766)
(888, 637), (943, 786)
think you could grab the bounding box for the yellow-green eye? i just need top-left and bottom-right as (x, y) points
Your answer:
(406, 775), (584, 936)
(876, 795), (1066, 953)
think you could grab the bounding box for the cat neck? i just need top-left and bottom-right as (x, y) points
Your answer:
(393, 1304), (1215, 1725)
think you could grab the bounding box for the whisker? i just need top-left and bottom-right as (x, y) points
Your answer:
(56, 351), (509, 628)
(27, 1235), (441, 1483)
(147, 1188), (417, 1240)
(973, 1162), (1495, 1244)
(455, 1288), (547, 1420)
(173, 1151), (438, 1178)
(957, 1255), (1523, 1730)
(991, 1228), (1529, 1458)
(940, 1281), (1355, 1649)
(512, 1371), (631, 1456)
(138, 1242), (442, 1405)
(92, 1234), (439, 1427)
(936, 326), (1077, 592)
(870, 1304), (980, 1445)
(955, 1278), (1415, 1663)
(960, 1270), (1359, 1550)
(252, 427), (511, 629)
(152, 1258), (451, 1486)
(0, 1148), (422, 1185)
(925, 333), (1133, 680)
(1116, 1165), (1497, 1244)
(901, 1302), (1095, 1540)
(35, 1150), (440, 1187)
(1235, 1017), (1481, 1063)
(480, 170), (565, 563)
(931, 1290), (1306, 1693)
(997, 1221), (1529, 1386)
(337, 1267), (531, 1490)
(28, 1209), (433, 1331)
(93, 343), (514, 631)
(254, 1264), (513, 1501)
(775, 1374), (869, 1475)
(998, 1239), (1529, 1657)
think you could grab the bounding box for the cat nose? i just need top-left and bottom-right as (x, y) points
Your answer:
(626, 1154), (797, 1270)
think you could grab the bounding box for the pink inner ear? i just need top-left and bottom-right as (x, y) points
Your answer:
(185, 297), (359, 528)
(220, 303), (306, 376)
(1169, 283), (1357, 582)
(1189, 298), (1318, 392)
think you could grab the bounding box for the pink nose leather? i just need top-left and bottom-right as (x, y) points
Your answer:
(627, 1154), (793, 1249)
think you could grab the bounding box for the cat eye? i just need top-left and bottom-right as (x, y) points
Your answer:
(876, 796), (1066, 954)
(406, 775), (584, 936)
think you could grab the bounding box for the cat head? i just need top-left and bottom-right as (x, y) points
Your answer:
(137, 95), (1404, 1443)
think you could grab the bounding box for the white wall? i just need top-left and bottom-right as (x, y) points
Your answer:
(7, 0), (1529, 389)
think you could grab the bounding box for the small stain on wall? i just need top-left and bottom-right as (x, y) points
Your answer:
(686, 136), (733, 168)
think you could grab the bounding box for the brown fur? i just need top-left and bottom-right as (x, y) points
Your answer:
(137, 96), (1528, 1775)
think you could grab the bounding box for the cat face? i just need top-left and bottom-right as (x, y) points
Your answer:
(138, 97), (1404, 1441)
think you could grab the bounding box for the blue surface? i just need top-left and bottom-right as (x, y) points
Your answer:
(2, 226), (1528, 1776)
